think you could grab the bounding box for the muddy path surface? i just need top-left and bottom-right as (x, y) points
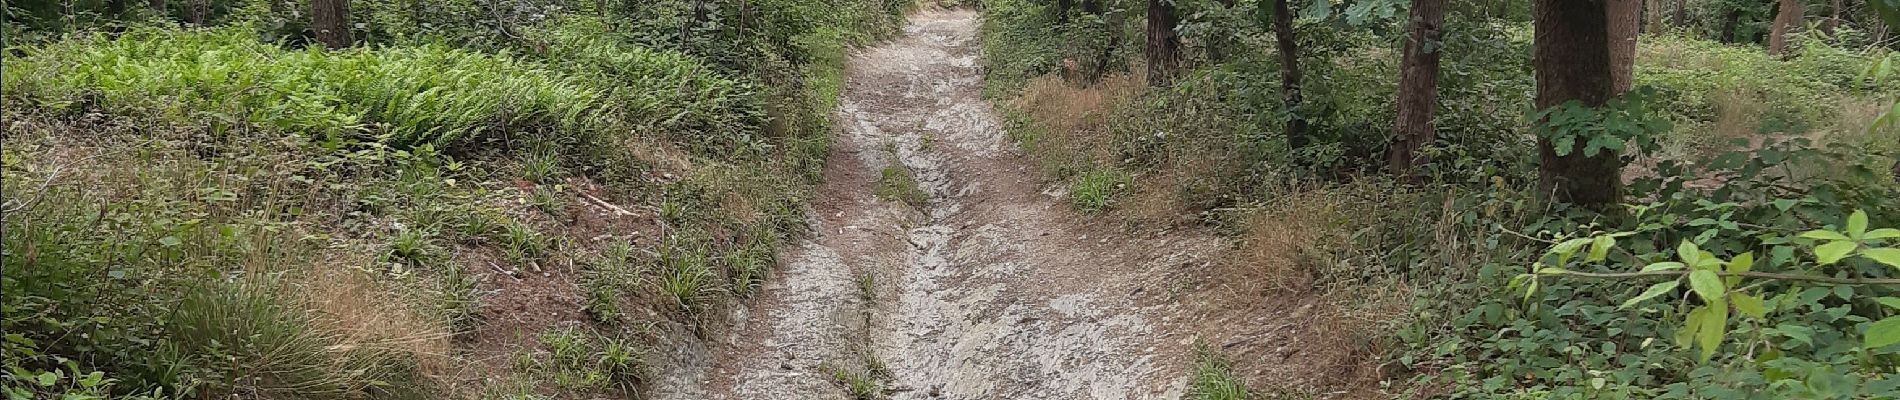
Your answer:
(653, 9), (1243, 400)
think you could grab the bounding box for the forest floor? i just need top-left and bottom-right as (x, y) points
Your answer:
(651, 9), (1373, 399)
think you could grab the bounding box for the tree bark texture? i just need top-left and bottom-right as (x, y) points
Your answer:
(1768, 0), (1801, 56)
(1271, 0), (1308, 151)
(1608, 0), (1640, 93)
(1533, 0), (1622, 207)
(312, 0), (355, 49)
(1387, 0), (1446, 177)
(1146, 0), (1182, 86)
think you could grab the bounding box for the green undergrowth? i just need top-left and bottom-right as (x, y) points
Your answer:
(0, 1), (905, 398)
(982, 1), (1900, 398)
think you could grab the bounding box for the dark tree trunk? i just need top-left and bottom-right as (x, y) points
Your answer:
(1673, 0), (1686, 27)
(1271, 0), (1308, 151)
(1768, 0), (1801, 56)
(1720, 8), (1742, 43)
(184, 0), (207, 24)
(1533, 0), (1622, 207)
(312, 0), (354, 49)
(1824, 0), (1841, 34)
(1608, 0), (1639, 93)
(1145, 0), (1182, 86)
(1387, 0), (1446, 177)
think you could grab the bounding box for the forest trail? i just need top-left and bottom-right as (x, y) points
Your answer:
(653, 9), (1236, 399)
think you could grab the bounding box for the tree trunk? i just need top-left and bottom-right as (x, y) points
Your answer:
(1387, 0), (1446, 177)
(148, 0), (164, 12)
(1271, 0), (1308, 152)
(1608, 0), (1640, 93)
(1824, 0), (1842, 34)
(1145, 0), (1182, 86)
(312, 0), (354, 49)
(1768, 0), (1801, 56)
(1720, 8), (1742, 43)
(1673, 0), (1686, 28)
(183, 0), (207, 24)
(1533, 0), (1622, 207)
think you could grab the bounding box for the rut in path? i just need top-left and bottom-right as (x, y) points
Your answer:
(654, 9), (1227, 400)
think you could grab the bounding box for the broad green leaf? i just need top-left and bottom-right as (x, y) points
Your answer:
(1862, 248), (1900, 269)
(1866, 228), (1900, 240)
(1725, 252), (1753, 287)
(1688, 270), (1726, 305)
(1815, 241), (1858, 265)
(1876, 297), (1900, 310)
(1848, 210), (1870, 239)
(1587, 235), (1614, 262)
(1731, 293), (1766, 319)
(1677, 240), (1701, 265)
(1800, 230), (1852, 241)
(1696, 304), (1728, 362)
(1552, 238), (1592, 264)
(1641, 262), (1686, 272)
(34, 371), (56, 387)
(1620, 280), (1680, 309)
(1676, 307), (1705, 348)
(1867, 317), (1900, 349)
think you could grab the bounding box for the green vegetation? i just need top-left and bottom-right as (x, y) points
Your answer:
(877, 165), (930, 209)
(0, 0), (906, 397)
(1069, 169), (1130, 213)
(983, 0), (1900, 398)
(1186, 345), (1251, 400)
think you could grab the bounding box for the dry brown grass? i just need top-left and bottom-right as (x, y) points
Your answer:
(299, 263), (456, 378)
(1009, 74), (1144, 174)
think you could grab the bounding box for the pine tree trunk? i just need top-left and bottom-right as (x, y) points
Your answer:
(1271, 0), (1307, 151)
(1608, 0), (1639, 93)
(1145, 0), (1181, 86)
(1387, 0), (1446, 177)
(1768, 0), (1801, 56)
(1533, 0), (1622, 207)
(312, 0), (354, 49)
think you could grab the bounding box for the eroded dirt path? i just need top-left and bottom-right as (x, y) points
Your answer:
(655, 10), (1227, 399)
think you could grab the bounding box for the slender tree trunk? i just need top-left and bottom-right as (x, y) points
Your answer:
(1533, 0), (1622, 207)
(1720, 8), (1742, 43)
(312, 0), (354, 49)
(1824, 0), (1842, 34)
(1768, 0), (1801, 56)
(1608, 0), (1640, 93)
(1145, 0), (1182, 86)
(183, 0), (207, 24)
(1388, 0), (1446, 177)
(1271, 0), (1308, 152)
(1673, 0), (1686, 28)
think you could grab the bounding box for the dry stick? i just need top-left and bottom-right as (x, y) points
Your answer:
(1541, 269), (1900, 286)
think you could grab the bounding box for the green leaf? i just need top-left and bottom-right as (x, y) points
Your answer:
(1848, 210), (1870, 239)
(1815, 241), (1858, 265)
(1641, 262), (1686, 272)
(1695, 304), (1728, 362)
(34, 371), (56, 387)
(1875, 297), (1900, 310)
(1862, 247), (1900, 269)
(1688, 270), (1726, 305)
(1620, 280), (1680, 309)
(1867, 317), (1900, 349)
(1732, 293), (1766, 319)
(1866, 228), (1900, 240)
(1677, 240), (1701, 266)
(1552, 238), (1592, 265)
(1800, 230), (1852, 241)
(1587, 235), (1614, 262)
(1676, 307), (1705, 348)
(1725, 252), (1753, 287)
